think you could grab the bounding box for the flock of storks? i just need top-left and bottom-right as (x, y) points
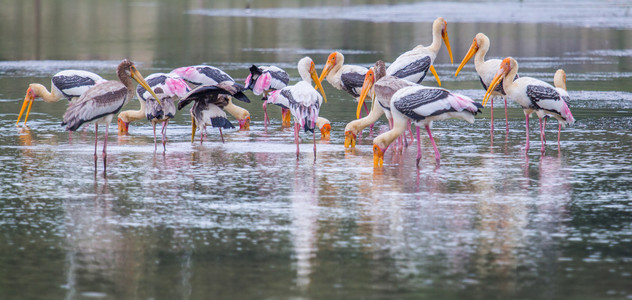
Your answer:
(15, 17), (575, 167)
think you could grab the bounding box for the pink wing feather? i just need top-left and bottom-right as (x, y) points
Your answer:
(253, 72), (272, 95)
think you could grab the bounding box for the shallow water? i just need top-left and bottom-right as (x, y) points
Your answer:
(1, 0), (632, 299)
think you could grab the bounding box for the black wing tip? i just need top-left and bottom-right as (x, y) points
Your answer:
(474, 101), (484, 114)
(233, 91), (251, 103)
(249, 65), (262, 75)
(178, 99), (192, 110)
(210, 116), (235, 129)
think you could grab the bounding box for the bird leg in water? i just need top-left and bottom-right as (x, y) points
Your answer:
(103, 123), (109, 160)
(504, 96), (509, 132)
(425, 124), (440, 165)
(313, 122), (317, 162)
(94, 123), (99, 161)
(294, 122), (300, 160)
(539, 118), (545, 153)
(416, 126), (422, 166)
(558, 123), (561, 145)
(153, 123), (158, 151)
(525, 114), (530, 151)
(408, 120), (414, 143)
(491, 97), (495, 140)
(219, 127), (225, 144)
(162, 120), (168, 151)
(262, 101), (269, 127)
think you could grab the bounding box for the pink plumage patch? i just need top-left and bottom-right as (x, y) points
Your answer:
(253, 73), (271, 95)
(245, 73), (252, 87)
(447, 94), (477, 112)
(165, 78), (190, 98)
(561, 101), (575, 124)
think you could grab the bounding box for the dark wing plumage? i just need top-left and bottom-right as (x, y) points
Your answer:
(178, 86), (235, 110)
(137, 74), (168, 101)
(269, 70), (290, 86)
(146, 97), (176, 121)
(526, 85), (560, 108)
(197, 66), (234, 84)
(340, 72), (366, 97)
(52, 74), (101, 100)
(394, 88), (451, 121)
(61, 82), (128, 131)
(390, 56), (431, 83)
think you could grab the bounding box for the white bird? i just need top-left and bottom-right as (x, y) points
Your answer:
(61, 59), (159, 161)
(545, 69), (571, 145)
(267, 56), (328, 161)
(17, 70), (106, 127)
(172, 65), (251, 130)
(245, 65), (290, 126)
(134, 72), (191, 150)
(373, 85), (483, 167)
(454, 32), (516, 132)
(346, 60), (416, 148)
(318, 51), (371, 118)
(386, 17), (453, 85)
(483, 57), (575, 152)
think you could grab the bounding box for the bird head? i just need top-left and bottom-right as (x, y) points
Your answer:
(373, 144), (386, 167)
(16, 86), (38, 127)
(357, 67), (376, 119)
(436, 17), (453, 64)
(318, 51), (341, 83)
(483, 57), (515, 107)
(308, 58), (328, 103)
(121, 59), (161, 105)
(554, 69), (567, 91)
(454, 35), (482, 77)
(344, 131), (356, 148)
(239, 116), (251, 131)
(117, 117), (130, 134)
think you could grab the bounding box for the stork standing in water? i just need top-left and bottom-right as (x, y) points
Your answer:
(544, 69), (571, 146)
(132, 72), (191, 150)
(454, 33), (515, 133)
(346, 60), (417, 149)
(318, 51), (371, 118)
(483, 58), (575, 152)
(61, 59), (159, 162)
(244, 65), (290, 127)
(17, 70), (106, 127)
(177, 84), (251, 144)
(373, 86), (483, 167)
(172, 65), (251, 130)
(267, 57), (327, 161)
(386, 17), (453, 85)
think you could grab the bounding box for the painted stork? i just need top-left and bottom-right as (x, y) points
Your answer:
(17, 70), (105, 127)
(454, 33), (515, 132)
(318, 51), (371, 118)
(61, 59), (159, 161)
(244, 64), (290, 127)
(316, 117), (331, 140)
(544, 69), (571, 145)
(483, 58), (575, 152)
(386, 17), (453, 85)
(172, 65), (251, 130)
(132, 72), (191, 150)
(346, 60), (417, 149)
(177, 84), (251, 144)
(267, 57), (327, 161)
(373, 86), (483, 167)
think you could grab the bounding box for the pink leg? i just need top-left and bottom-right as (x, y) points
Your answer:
(558, 123), (561, 145)
(363, 101), (370, 117)
(490, 97), (495, 135)
(262, 101), (268, 127)
(539, 118), (545, 153)
(543, 117), (547, 145)
(408, 120), (414, 142)
(425, 124), (440, 164)
(200, 125), (205, 145)
(162, 120), (168, 151)
(153, 123), (158, 151)
(103, 123), (108, 159)
(313, 122), (317, 162)
(504, 96), (509, 132)
(219, 127), (224, 144)
(416, 126), (422, 166)
(525, 114), (530, 151)
(94, 123), (99, 160)
(369, 123), (374, 136)
(294, 122), (300, 160)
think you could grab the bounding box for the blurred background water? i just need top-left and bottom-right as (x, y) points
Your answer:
(1, 0), (631, 299)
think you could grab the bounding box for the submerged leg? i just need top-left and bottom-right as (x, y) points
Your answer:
(153, 123), (158, 151)
(219, 127), (225, 144)
(558, 122), (561, 145)
(263, 101), (268, 127)
(425, 124), (440, 164)
(162, 120), (168, 151)
(525, 114), (530, 151)
(416, 126), (422, 166)
(504, 96), (509, 132)
(539, 118), (545, 153)
(295, 122), (300, 160)
(313, 123), (317, 162)
(490, 97), (495, 138)
(103, 123), (109, 159)
(94, 123), (99, 160)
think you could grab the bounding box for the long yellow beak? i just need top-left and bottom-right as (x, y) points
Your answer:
(281, 108), (292, 127)
(373, 144), (384, 167)
(357, 68), (375, 119)
(454, 39), (478, 77)
(318, 53), (336, 83)
(310, 62), (327, 103)
(191, 115), (196, 143)
(442, 28), (454, 64)
(483, 68), (506, 107)
(17, 88), (35, 127)
(429, 65), (441, 87)
(344, 131), (356, 148)
(130, 67), (161, 105)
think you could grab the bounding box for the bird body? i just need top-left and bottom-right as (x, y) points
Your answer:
(373, 85), (482, 166)
(17, 70), (106, 126)
(245, 65), (290, 126)
(267, 56), (327, 160)
(386, 17), (453, 85)
(483, 57), (575, 152)
(61, 59), (159, 161)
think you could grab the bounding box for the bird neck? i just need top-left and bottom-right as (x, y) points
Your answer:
(117, 67), (135, 100)
(474, 43), (489, 69)
(503, 65), (519, 93)
(374, 114), (407, 149)
(118, 99), (146, 122)
(428, 23), (443, 55)
(345, 103), (384, 134)
(554, 73), (567, 91)
(224, 100), (248, 120)
(30, 83), (61, 103)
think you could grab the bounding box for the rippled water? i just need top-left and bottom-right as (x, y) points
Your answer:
(1, 0), (632, 299)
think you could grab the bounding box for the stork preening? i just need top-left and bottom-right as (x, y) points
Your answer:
(17, 70), (106, 127)
(483, 57), (575, 153)
(454, 33), (516, 133)
(267, 56), (327, 161)
(61, 59), (159, 161)
(373, 86), (483, 167)
(245, 65), (290, 127)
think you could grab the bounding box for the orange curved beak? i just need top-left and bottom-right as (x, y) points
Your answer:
(320, 123), (331, 140)
(117, 118), (129, 134)
(130, 66), (161, 105)
(482, 58), (511, 107)
(17, 88), (36, 127)
(344, 131), (356, 148)
(429, 65), (441, 87)
(442, 22), (454, 64)
(310, 61), (327, 103)
(281, 108), (292, 127)
(357, 68), (375, 119)
(318, 52), (337, 84)
(373, 144), (385, 167)
(454, 38), (479, 77)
